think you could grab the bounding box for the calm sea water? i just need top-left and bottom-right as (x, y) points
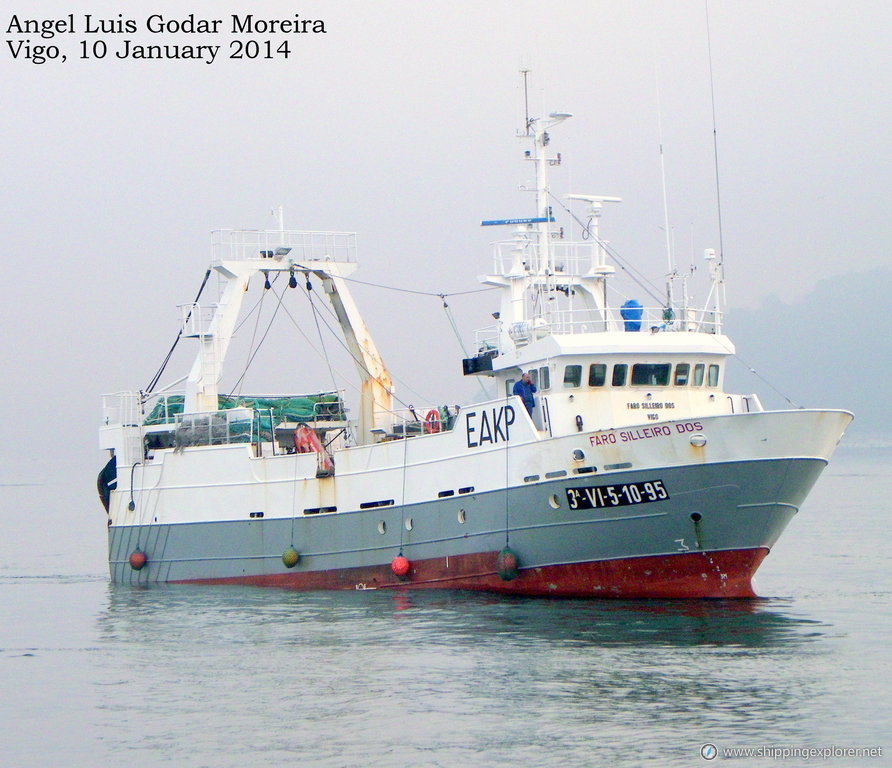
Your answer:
(1, 447), (889, 767)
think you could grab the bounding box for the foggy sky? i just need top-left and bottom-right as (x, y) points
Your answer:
(2, 0), (889, 486)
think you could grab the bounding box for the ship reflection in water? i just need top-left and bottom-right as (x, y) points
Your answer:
(100, 583), (825, 650)
(93, 585), (829, 764)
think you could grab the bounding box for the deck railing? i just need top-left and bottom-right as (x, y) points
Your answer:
(473, 305), (724, 355)
(490, 240), (603, 276)
(211, 229), (357, 265)
(101, 392), (143, 427)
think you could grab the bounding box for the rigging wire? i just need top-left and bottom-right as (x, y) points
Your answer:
(336, 273), (495, 299)
(399, 427), (409, 555)
(145, 268), (212, 394)
(439, 295), (471, 359)
(306, 289), (425, 410)
(710, 333), (802, 408)
(145, 263), (486, 400)
(274, 289), (360, 391)
(440, 294), (490, 399)
(703, 4), (795, 403)
(291, 278), (427, 413)
(174, 262), (484, 422)
(503, 391), (511, 546)
(226, 278), (392, 442)
(298, 272), (458, 411)
(291, 261), (498, 402)
(302, 278), (345, 400)
(225, 277), (288, 397)
(289, 443), (300, 546)
(236, 273), (275, 397)
(291, 260), (490, 403)
(734, 355), (802, 409)
(553, 177), (795, 404)
(547, 191), (666, 304)
(233, 286), (272, 335)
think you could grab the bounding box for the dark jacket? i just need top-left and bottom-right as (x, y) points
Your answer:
(512, 379), (537, 414)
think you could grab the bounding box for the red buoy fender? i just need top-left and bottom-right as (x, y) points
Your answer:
(391, 555), (410, 577)
(129, 550), (147, 571)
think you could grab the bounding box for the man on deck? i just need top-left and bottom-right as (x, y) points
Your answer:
(512, 372), (537, 415)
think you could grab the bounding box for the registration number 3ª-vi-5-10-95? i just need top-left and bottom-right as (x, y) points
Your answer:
(565, 480), (669, 510)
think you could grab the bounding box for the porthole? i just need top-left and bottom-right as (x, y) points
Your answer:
(377, 520), (387, 535)
(405, 517), (413, 531)
(548, 494), (561, 509)
(457, 509), (467, 524)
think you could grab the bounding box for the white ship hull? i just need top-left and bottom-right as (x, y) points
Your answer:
(106, 409), (850, 597)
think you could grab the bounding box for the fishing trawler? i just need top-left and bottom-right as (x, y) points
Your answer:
(98, 101), (851, 598)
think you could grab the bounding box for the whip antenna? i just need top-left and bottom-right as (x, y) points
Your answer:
(705, 0), (726, 289)
(654, 60), (676, 315)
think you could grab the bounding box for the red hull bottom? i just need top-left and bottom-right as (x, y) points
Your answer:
(176, 547), (769, 598)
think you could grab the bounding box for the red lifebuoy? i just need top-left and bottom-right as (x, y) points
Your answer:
(424, 409), (441, 434)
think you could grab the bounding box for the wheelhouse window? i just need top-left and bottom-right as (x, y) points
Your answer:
(674, 363), (690, 386)
(588, 363), (607, 387)
(708, 364), (720, 387)
(530, 369), (539, 388)
(612, 364), (628, 387)
(631, 363), (671, 386)
(539, 366), (551, 390)
(693, 364), (705, 386)
(563, 365), (582, 388)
